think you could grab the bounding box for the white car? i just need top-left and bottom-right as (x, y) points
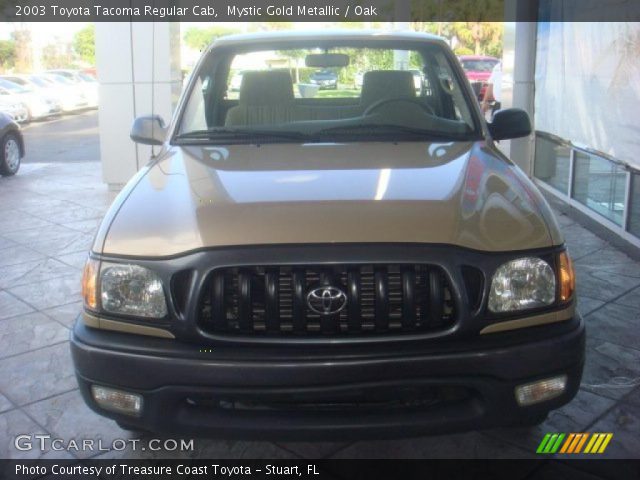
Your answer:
(0, 77), (61, 120)
(46, 69), (99, 108)
(33, 74), (88, 112)
(0, 89), (29, 123)
(3, 74), (65, 108)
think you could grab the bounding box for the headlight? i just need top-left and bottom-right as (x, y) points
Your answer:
(488, 257), (555, 313)
(100, 263), (167, 318)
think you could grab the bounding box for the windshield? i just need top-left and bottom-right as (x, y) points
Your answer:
(178, 43), (480, 144)
(460, 59), (498, 73)
(29, 76), (52, 87)
(0, 79), (27, 93)
(45, 74), (73, 85)
(79, 73), (97, 82)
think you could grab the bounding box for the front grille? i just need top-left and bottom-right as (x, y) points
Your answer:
(197, 264), (457, 337)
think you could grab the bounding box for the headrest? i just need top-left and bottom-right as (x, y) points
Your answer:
(360, 70), (416, 105)
(238, 70), (294, 106)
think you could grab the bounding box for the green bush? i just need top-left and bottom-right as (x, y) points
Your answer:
(454, 46), (474, 56)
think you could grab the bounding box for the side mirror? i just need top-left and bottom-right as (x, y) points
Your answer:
(130, 115), (167, 146)
(488, 108), (532, 141)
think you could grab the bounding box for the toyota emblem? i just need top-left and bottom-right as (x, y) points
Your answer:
(306, 286), (347, 315)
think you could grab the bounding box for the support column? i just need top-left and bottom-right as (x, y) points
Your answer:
(95, 22), (181, 190)
(510, 21), (537, 176)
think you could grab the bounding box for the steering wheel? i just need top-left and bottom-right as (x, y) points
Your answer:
(363, 97), (436, 117)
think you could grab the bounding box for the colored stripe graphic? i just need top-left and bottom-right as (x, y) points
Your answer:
(536, 433), (551, 453)
(550, 433), (565, 453)
(585, 433), (613, 454)
(584, 433), (599, 453)
(575, 433), (589, 453)
(598, 433), (613, 453)
(567, 433), (584, 453)
(560, 433), (575, 453)
(536, 433), (565, 454)
(538, 433), (613, 454)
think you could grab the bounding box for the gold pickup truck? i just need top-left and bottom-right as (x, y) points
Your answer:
(72, 30), (584, 439)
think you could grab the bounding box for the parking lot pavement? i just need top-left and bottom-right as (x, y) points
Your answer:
(0, 155), (639, 463)
(20, 110), (99, 164)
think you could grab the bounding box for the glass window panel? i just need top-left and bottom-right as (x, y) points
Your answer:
(534, 135), (571, 194)
(628, 173), (640, 237)
(572, 151), (626, 226)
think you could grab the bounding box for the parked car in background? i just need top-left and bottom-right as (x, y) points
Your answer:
(82, 68), (97, 78)
(309, 69), (338, 89)
(21, 74), (78, 112)
(0, 111), (24, 175)
(35, 74), (88, 112)
(0, 87), (29, 123)
(0, 77), (61, 120)
(46, 69), (99, 108)
(458, 55), (499, 100)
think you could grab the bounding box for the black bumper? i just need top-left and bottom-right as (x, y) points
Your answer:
(71, 315), (585, 440)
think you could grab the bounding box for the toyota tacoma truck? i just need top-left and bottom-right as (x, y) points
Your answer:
(72, 31), (584, 439)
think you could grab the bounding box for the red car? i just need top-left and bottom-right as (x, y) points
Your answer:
(458, 55), (499, 101)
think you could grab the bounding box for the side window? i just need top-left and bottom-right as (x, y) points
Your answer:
(433, 52), (474, 127)
(180, 75), (209, 133)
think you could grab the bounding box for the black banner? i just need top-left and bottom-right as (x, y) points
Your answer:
(2, 459), (640, 480)
(0, 0), (640, 22)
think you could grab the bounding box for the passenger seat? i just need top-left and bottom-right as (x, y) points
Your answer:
(225, 71), (296, 126)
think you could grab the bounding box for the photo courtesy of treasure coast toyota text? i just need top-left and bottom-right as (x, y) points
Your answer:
(0, 0), (639, 479)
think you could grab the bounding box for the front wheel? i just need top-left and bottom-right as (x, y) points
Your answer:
(0, 132), (21, 176)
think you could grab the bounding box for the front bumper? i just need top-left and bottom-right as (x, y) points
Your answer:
(71, 314), (585, 440)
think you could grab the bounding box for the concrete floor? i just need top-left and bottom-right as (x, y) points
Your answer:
(0, 113), (639, 465)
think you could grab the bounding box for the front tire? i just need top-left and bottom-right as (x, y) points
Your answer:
(0, 132), (21, 176)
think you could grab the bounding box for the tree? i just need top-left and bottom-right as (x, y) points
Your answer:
(451, 22), (502, 56)
(0, 40), (15, 71)
(183, 26), (240, 52)
(41, 43), (73, 69)
(276, 49), (305, 83)
(412, 21), (503, 58)
(73, 24), (95, 65)
(12, 29), (32, 72)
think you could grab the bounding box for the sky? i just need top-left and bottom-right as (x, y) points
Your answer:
(0, 21), (348, 41)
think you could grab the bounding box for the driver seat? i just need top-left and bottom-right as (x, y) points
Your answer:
(360, 70), (416, 107)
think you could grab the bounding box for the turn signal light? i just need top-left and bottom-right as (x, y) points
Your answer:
(515, 375), (567, 406)
(81, 257), (99, 310)
(91, 385), (142, 416)
(558, 251), (575, 302)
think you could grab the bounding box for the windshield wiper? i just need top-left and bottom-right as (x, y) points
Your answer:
(174, 128), (311, 142)
(316, 124), (468, 140)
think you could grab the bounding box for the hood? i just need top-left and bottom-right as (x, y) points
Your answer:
(96, 141), (561, 257)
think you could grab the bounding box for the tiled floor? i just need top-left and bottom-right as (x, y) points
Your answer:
(0, 162), (639, 463)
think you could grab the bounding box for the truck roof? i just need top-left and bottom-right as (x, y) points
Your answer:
(211, 30), (445, 49)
